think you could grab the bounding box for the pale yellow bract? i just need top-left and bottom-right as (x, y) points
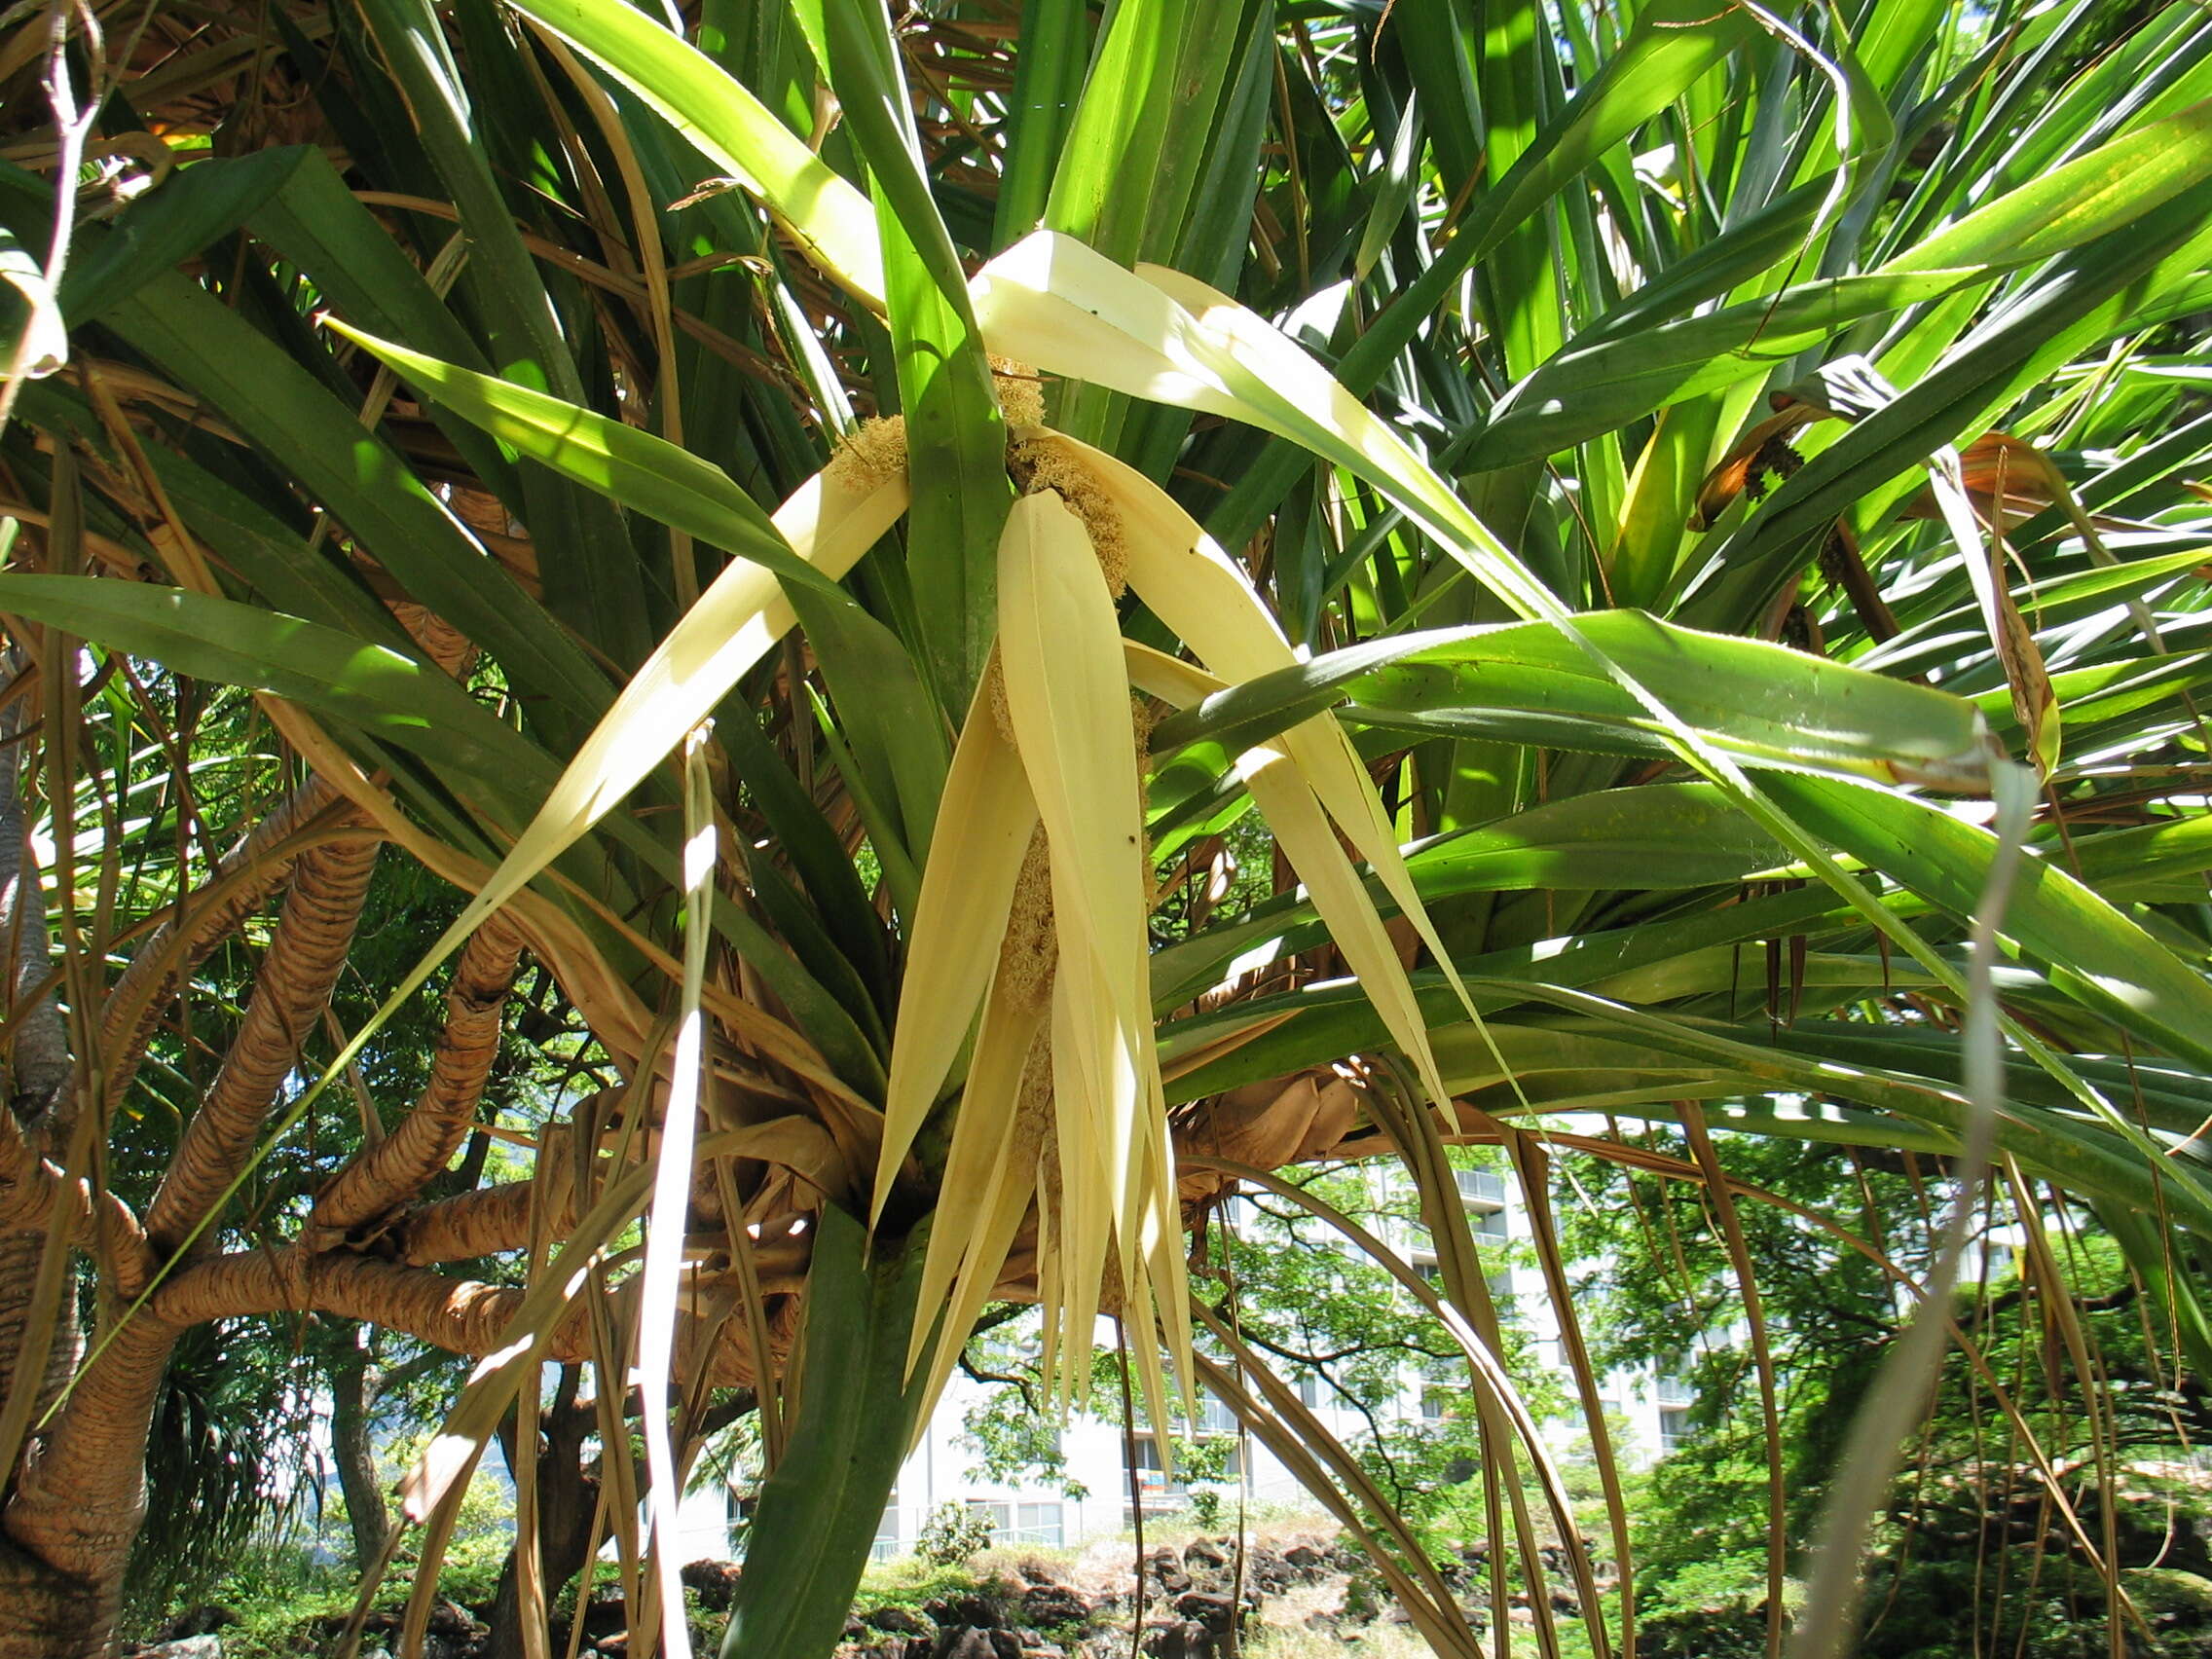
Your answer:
(352, 234), (1523, 1460)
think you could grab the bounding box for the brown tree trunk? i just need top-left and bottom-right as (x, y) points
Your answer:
(487, 1373), (601, 1659)
(328, 1345), (391, 1574)
(3, 1314), (177, 1659)
(0, 1532), (116, 1659)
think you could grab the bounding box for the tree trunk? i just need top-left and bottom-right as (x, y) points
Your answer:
(0, 1533), (116, 1659)
(486, 1376), (600, 1659)
(328, 1346), (390, 1574)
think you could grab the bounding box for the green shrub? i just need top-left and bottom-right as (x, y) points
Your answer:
(915, 1503), (998, 1570)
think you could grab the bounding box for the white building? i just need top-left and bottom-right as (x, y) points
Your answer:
(784, 1160), (1702, 1563)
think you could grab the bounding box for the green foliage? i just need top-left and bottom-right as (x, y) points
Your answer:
(1560, 1127), (2212, 1656)
(9, 0), (2212, 1651)
(914, 1501), (999, 1570)
(853, 1554), (1024, 1618)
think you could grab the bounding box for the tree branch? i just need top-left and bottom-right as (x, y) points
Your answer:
(96, 778), (359, 1114)
(143, 829), (379, 1255)
(313, 912), (526, 1234)
(0, 653), (70, 1127)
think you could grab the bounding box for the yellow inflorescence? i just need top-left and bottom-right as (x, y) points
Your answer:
(824, 414), (910, 494)
(991, 355), (1048, 430)
(1008, 435), (1128, 597)
(997, 828), (1058, 1015)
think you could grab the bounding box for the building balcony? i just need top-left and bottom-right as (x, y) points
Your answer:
(1456, 1167), (1508, 1206)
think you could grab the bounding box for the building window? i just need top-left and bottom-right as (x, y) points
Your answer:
(1473, 1207), (1508, 1242)
(1488, 1269), (1517, 1317)
(1128, 1434), (1173, 1498)
(1195, 1391), (1238, 1437)
(1297, 1372), (1323, 1408)
(1420, 1386), (1455, 1421)
(1016, 1503), (1064, 1546)
(966, 1499), (1064, 1547)
(1127, 1433), (1240, 1494)
(1658, 1408), (1693, 1452)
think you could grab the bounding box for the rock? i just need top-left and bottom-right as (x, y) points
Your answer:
(1183, 1537), (1230, 1570)
(927, 1594), (1005, 1630)
(579, 1591), (629, 1640)
(1018, 1584), (1091, 1628)
(867, 1606), (931, 1635)
(682, 1558), (743, 1611)
(1172, 1592), (1244, 1635)
(1138, 1619), (1210, 1659)
(426, 1600), (480, 1637)
(932, 1632), (1020, 1659)
(843, 1615), (868, 1641)
(1282, 1544), (1323, 1574)
(138, 1641), (223, 1659)
(1142, 1552), (1193, 1596)
(158, 1606), (240, 1642)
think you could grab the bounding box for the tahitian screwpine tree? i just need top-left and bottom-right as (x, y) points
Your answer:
(0, 0), (2209, 1655)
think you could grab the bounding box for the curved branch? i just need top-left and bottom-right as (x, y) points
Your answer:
(143, 830), (380, 1255)
(96, 778), (356, 1113)
(387, 1178), (544, 1266)
(0, 1141), (152, 1299)
(152, 1248), (770, 1387)
(0, 653), (69, 1127)
(313, 913), (526, 1234)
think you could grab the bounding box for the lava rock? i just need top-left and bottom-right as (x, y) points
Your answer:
(682, 1559), (743, 1611)
(1183, 1537), (1230, 1570)
(866, 1605), (931, 1635)
(1138, 1620), (1211, 1659)
(136, 1641), (223, 1659)
(578, 1590), (629, 1640)
(1018, 1584), (1091, 1627)
(932, 1630), (1020, 1659)
(1172, 1592), (1245, 1636)
(1143, 1550), (1193, 1596)
(927, 1594), (1005, 1630)
(158, 1606), (240, 1642)
(426, 1600), (481, 1637)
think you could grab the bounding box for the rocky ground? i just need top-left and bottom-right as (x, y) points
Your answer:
(818, 1527), (1619, 1659)
(127, 1511), (2212, 1659)
(128, 1525), (1604, 1658)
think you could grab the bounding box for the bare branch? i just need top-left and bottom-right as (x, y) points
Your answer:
(97, 778), (360, 1112)
(0, 652), (70, 1126)
(313, 913), (527, 1234)
(143, 830), (379, 1255)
